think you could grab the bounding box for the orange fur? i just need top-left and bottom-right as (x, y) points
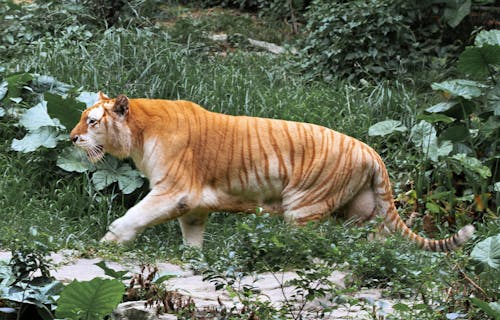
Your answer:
(70, 93), (474, 251)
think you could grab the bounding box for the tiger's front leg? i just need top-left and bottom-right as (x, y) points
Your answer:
(101, 189), (194, 244)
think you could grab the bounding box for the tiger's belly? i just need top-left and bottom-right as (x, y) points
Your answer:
(198, 186), (285, 215)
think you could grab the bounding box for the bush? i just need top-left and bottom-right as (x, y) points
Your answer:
(0, 0), (93, 60)
(297, 0), (439, 81)
(0, 0), (158, 61)
(194, 0), (308, 27)
(196, 214), (340, 274)
(81, 0), (161, 28)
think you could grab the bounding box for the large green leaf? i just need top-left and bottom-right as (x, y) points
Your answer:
(470, 298), (500, 320)
(91, 158), (144, 194)
(475, 29), (500, 47)
(451, 153), (492, 179)
(425, 101), (458, 113)
(410, 120), (436, 150)
(92, 168), (119, 191)
(487, 84), (500, 116)
(430, 140), (453, 162)
(491, 302), (500, 315)
(417, 113), (455, 124)
(431, 80), (487, 100)
(55, 278), (125, 320)
(19, 101), (61, 131)
(443, 0), (471, 28)
(94, 261), (130, 281)
(32, 75), (73, 95)
(439, 124), (469, 142)
(11, 127), (64, 153)
(2, 278), (63, 308)
(471, 234), (500, 269)
(410, 121), (453, 162)
(368, 119), (407, 137)
(57, 147), (96, 173)
(45, 92), (85, 129)
(458, 45), (500, 77)
(5, 72), (32, 100)
(116, 164), (144, 194)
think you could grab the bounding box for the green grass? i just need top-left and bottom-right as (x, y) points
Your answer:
(0, 124), (121, 250)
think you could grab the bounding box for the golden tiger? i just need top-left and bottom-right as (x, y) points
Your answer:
(70, 92), (475, 252)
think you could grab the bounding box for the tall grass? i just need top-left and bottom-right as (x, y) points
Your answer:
(24, 28), (422, 136)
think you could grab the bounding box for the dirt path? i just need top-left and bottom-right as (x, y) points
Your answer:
(0, 250), (403, 319)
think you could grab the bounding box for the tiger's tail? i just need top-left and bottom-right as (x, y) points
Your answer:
(382, 202), (475, 251)
(373, 156), (474, 252)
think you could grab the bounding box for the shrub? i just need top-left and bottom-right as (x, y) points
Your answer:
(196, 214), (340, 274)
(368, 29), (500, 229)
(194, 0), (308, 28)
(0, 0), (94, 60)
(297, 0), (440, 81)
(81, 0), (161, 28)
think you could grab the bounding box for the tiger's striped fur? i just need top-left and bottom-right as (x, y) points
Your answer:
(70, 93), (475, 252)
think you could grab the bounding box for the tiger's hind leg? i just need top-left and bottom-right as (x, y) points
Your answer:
(283, 200), (332, 225)
(343, 187), (394, 241)
(343, 187), (377, 225)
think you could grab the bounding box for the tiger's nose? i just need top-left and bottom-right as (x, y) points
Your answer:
(71, 135), (79, 143)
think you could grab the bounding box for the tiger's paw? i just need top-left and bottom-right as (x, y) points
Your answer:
(100, 231), (122, 243)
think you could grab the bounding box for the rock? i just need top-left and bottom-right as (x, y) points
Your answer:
(207, 33), (297, 54)
(247, 38), (288, 54)
(50, 257), (127, 283)
(112, 301), (176, 320)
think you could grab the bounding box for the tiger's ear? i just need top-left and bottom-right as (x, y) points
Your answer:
(113, 94), (129, 117)
(98, 91), (110, 101)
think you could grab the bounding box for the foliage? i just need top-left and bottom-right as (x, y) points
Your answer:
(0, 72), (145, 195)
(195, 0), (307, 24)
(94, 261), (130, 281)
(55, 278), (125, 320)
(81, 0), (128, 27)
(369, 29), (499, 221)
(295, 0), (499, 81)
(80, 0), (161, 28)
(192, 214), (339, 274)
(469, 234), (500, 302)
(0, 0), (95, 60)
(470, 297), (500, 320)
(471, 234), (500, 269)
(297, 0), (441, 81)
(201, 270), (285, 319)
(0, 236), (63, 320)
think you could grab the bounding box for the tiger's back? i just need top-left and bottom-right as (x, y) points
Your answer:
(70, 94), (474, 251)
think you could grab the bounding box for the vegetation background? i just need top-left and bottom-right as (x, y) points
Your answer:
(0, 0), (499, 319)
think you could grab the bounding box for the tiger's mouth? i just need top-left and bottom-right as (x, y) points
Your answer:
(85, 145), (105, 163)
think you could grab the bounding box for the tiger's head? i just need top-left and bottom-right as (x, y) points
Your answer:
(70, 92), (132, 162)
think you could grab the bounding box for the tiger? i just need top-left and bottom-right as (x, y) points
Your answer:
(70, 92), (475, 252)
